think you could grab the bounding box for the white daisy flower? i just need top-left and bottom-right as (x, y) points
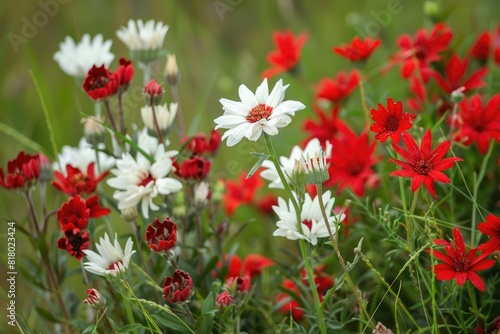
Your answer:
(141, 103), (178, 132)
(273, 191), (344, 245)
(116, 19), (169, 51)
(260, 138), (331, 188)
(53, 138), (115, 175)
(214, 79), (305, 147)
(107, 130), (182, 218)
(53, 34), (114, 78)
(83, 233), (136, 277)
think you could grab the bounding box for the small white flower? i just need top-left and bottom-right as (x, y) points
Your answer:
(214, 78), (305, 147)
(83, 233), (136, 277)
(53, 138), (115, 175)
(107, 130), (182, 218)
(116, 19), (169, 51)
(141, 103), (178, 132)
(261, 138), (331, 188)
(273, 191), (344, 245)
(53, 34), (114, 78)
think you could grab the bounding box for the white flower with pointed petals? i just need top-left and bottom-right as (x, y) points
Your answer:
(273, 191), (344, 245)
(107, 130), (182, 218)
(214, 79), (305, 147)
(116, 19), (169, 51)
(53, 138), (115, 175)
(141, 103), (178, 132)
(53, 34), (114, 78)
(261, 138), (332, 188)
(83, 233), (136, 277)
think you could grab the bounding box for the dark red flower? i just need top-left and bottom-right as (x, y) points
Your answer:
(85, 195), (111, 218)
(116, 58), (134, 90)
(226, 275), (251, 293)
(185, 130), (221, 155)
(144, 79), (163, 97)
(470, 32), (491, 62)
(432, 54), (488, 94)
(57, 228), (90, 261)
(82, 65), (119, 101)
(145, 217), (177, 253)
(392, 23), (452, 80)
(163, 269), (194, 304)
(223, 171), (263, 216)
(326, 128), (380, 196)
(215, 291), (234, 309)
(430, 227), (495, 293)
(174, 157), (211, 180)
(262, 30), (308, 79)
(52, 162), (108, 196)
(242, 254), (274, 278)
(452, 94), (500, 154)
(333, 37), (380, 62)
(0, 151), (41, 190)
(390, 130), (463, 198)
(370, 98), (416, 143)
(57, 195), (110, 231)
(478, 214), (500, 254)
(316, 71), (359, 106)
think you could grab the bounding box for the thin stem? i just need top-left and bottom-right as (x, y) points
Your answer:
(169, 85), (185, 138)
(118, 92), (126, 135)
(316, 183), (374, 329)
(448, 102), (459, 140)
(182, 303), (196, 325)
(131, 219), (147, 271)
(25, 190), (41, 237)
(263, 133), (327, 334)
(195, 212), (204, 278)
(359, 80), (371, 128)
(104, 100), (118, 132)
(406, 187), (420, 252)
(149, 97), (165, 147)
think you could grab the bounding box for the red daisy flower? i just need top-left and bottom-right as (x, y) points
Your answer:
(0, 151), (41, 190)
(326, 128), (380, 196)
(370, 98), (416, 142)
(452, 94), (500, 154)
(430, 227), (495, 293)
(432, 54), (488, 94)
(115, 57), (134, 91)
(262, 30), (308, 79)
(392, 23), (452, 80)
(82, 65), (120, 101)
(174, 156), (211, 180)
(333, 37), (381, 62)
(389, 130), (462, 198)
(223, 171), (263, 216)
(469, 31), (491, 62)
(145, 217), (177, 253)
(478, 214), (500, 253)
(52, 162), (109, 196)
(316, 71), (360, 106)
(57, 229), (90, 261)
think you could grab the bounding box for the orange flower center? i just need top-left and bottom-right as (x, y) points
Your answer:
(414, 160), (432, 175)
(385, 116), (399, 131)
(246, 104), (273, 123)
(71, 173), (92, 191)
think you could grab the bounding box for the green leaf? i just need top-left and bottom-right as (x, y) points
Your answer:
(15, 312), (35, 334)
(247, 153), (270, 178)
(151, 313), (195, 334)
(116, 324), (146, 333)
(197, 292), (215, 334)
(0, 122), (47, 154)
(37, 231), (49, 263)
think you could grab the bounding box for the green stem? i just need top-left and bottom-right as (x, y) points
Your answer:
(406, 187), (420, 252)
(263, 134), (327, 334)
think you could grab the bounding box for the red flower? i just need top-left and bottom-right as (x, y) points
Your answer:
(52, 162), (108, 196)
(390, 130), (462, 198)
(430, 227), (495, 293)
(432, 54), (488, 94)
(163, 269), (194, 304)
(185, 130), (221, 155)
(262, 30), (308, 79)
(316, 71), (359, 106)
(326, 129), (380, 196)
(145, 217), (177, 253)
(478, 214), (500, 254)
(393, 23), (452, 80)
(470, 32), (491, 62)
(82, 65), (120, 101)
(242, 254), (274, 278)
(57, 195), (110, 231)
(276, 279), (304, 321)
(85, 195), (111, 218)
(223, 171), (263, 216)
(0, 151), (41, 190)
(226, 275), (251, 293)
(255, 194), (278, 215)
(333, 37), (380, 62)
(370, 98), (416, 142)
(116, 57), (134, 90)
(174, 157), (211, 180)
(495, 26), (500, 65)
(303, 104), (352, 144)
(215, 291), (234, 308)
(406, 77), (427, 113)
(452, 94), (500, 154)
(57, 229), (90, 261)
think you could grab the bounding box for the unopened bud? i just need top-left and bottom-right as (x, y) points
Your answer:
(83, 288), (106, 310)
(450, 87), (465, 103)
(301, 150), (330, 185)
(165, 54), (179, 86)
(83, 116), (106, 146)
(194, 181), (210, 210)
(424, 1), (440, 22)
(38, 154), (52, 183)
(216, 291), (234, 309)
(144, 79), (163, 105)
(290, 159), (306, 202)
(121, 206), (139, 222)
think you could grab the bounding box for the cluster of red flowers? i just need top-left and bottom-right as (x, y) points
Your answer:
(82, 57), (134, 101)
(0, 151), (42, 190)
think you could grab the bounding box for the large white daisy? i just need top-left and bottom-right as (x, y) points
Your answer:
(107, 130), (182, 218)
(53, 34), (114, 78)
(83, 233), (136, 277)
(273, 191), (344, 245)
(260, 138), (331, 188)
(214, 79), (305, 147)
(116, 19), (169, 51)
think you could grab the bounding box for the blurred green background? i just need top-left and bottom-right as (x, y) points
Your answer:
(1, 0), (500, 330)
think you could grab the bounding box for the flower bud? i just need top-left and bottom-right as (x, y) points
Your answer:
(301, 150), (330, 185)
(121, 206), (139, 222)
(83, 116), (106, 146)
(163, 269), (194, 304)
(424, 1), (440, 22)
(144, 79), (163, 105)
(216, 291), (234, 309)
(165, 54), (179, 86)
(145, 217), (177, 253)
(194, 181), (210, 210)
(83, 288), (106, 310)
(450, 86), (465, 103)
(38, 154), (52, 184)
